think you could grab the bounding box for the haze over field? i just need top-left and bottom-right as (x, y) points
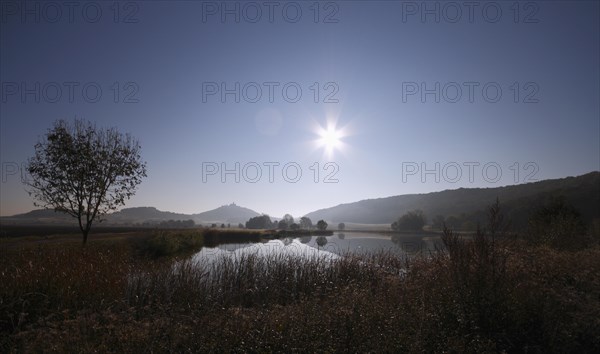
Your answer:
(1, 1), (599, 218)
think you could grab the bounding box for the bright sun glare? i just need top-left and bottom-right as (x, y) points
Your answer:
(319, 126), (341, 151)
(314, 119), (348, 158)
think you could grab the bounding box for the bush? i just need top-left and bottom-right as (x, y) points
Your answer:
(392, 210), (426, 232)
(144, 230), (203, 257)
(527, 197), (591, 250)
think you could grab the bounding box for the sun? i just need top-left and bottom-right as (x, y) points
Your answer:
(313, 119), (349, 158)
(319, 126), (341, 151)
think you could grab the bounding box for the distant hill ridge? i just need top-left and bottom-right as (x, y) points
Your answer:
(2, 203), (261, 226)
(108, 203), (261, 225)
(3, 172), (598, 228)
(304, 171), (600, 227)
(192, 203), (260, 224)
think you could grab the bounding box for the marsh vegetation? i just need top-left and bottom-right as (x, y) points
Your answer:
(2, 203), (599, 352)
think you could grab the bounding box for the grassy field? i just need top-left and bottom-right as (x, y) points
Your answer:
(1, 226), (599, 352)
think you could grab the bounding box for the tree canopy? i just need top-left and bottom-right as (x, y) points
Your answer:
(24, 119), (146, 244)
(246, 215), (273, 229)
(317, 220), (328, 231)
(300, 216), (313, 230)
(391, 210), (426, 232)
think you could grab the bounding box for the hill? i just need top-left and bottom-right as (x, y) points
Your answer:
(1, 204), (262, 226)
(1, 209), (75, 225)
(304, 172), (600, 229)
(106, 207), (192, 224)
(3, 173), (598, 230)
(192, 203), (260, 224)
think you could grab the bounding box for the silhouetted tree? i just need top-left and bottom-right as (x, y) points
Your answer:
(283, 214), (294, 225)
(300, 216), (313, 230)
(290, 223), (300, 230)
(23, 119), (146, 245)
(246, 214), (272, 229)
(338, 222), (345, 230)
(391, 210), (426, 232)
(317, 220), (328, 231)
(278, 219), (288, 230)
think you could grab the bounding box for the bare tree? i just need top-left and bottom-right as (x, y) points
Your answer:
(24, 119), (147, 245)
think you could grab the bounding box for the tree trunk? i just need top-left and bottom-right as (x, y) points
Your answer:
(82, 228), (89, 246)
(79, 216), (92, 246)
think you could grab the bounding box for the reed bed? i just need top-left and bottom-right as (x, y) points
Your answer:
(1, 228), (599, 352)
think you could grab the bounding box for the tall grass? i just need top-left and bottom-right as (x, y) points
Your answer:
(140, 229), (203, 257)
(126, 250), (406, 311)
(1, 217), (599, 352)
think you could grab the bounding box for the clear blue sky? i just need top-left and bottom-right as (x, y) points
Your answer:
(1, 0), (599, 218)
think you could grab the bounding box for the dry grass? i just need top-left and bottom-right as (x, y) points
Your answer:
(1, 226), (599, 352)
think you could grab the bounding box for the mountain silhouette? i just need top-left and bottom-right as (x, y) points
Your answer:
(191, 203), (260, 224)
(304, 171), (599, 228)
(2, 203), (261, 226)
(3, 172), (598, 229)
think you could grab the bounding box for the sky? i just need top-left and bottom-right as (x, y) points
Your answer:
(1, 0), (599, 218)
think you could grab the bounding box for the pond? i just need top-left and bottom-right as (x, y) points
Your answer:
(191, 232), (443, 263)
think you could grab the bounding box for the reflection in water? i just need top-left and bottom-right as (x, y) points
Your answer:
(316, 236), (328, 248)
(192, 238), (339, 266)
(192, 232), (443, 264)
(299, 236), (312, 244)
(391, 234), (431, 255)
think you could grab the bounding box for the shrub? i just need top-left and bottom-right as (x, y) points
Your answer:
(527, 196), (590, 250)
(144, 230), (203, 257)
(392, 210), (426, 232)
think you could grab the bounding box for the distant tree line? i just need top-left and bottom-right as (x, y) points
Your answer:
(158, 219), (195, 228)
(395, 196), (599, 250)
(246, 215), (273, 229)
(245, 214), (328, 231)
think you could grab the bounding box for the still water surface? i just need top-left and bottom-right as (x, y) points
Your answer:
(192, 232), (442, 263)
